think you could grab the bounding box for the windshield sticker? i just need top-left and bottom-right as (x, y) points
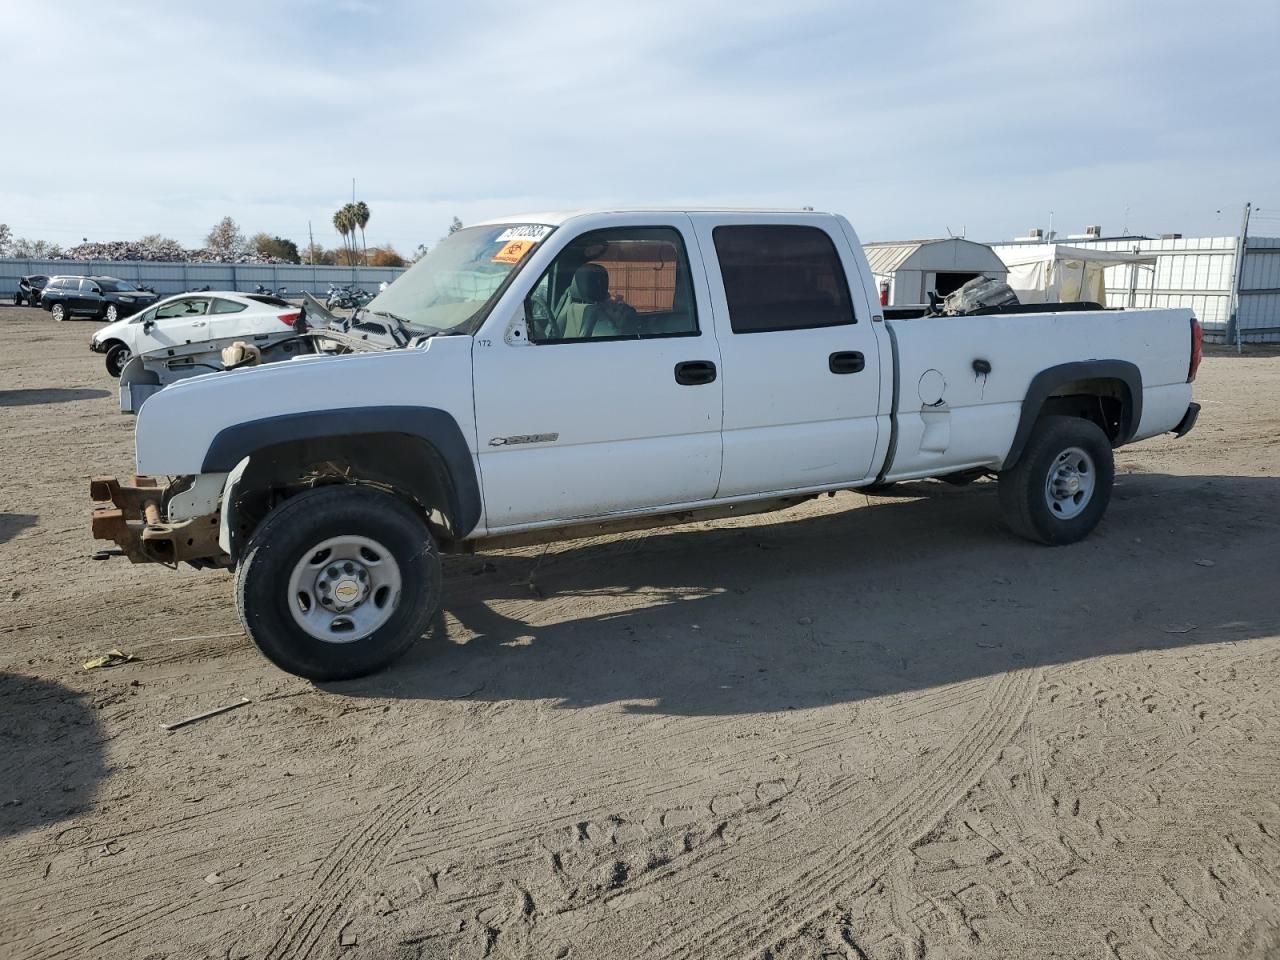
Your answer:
(492, 239), (537, 264)
(494, 225), (553, 243)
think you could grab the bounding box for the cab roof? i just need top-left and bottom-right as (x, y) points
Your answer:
(473, 207), (831, 227)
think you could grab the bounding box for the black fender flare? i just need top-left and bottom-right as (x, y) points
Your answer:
(1003, 360), (1142, 470)
(202, 406), (482, 537)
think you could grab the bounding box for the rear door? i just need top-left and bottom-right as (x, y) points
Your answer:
(691, 215), (884, 497)
(472, 215), (723, 529)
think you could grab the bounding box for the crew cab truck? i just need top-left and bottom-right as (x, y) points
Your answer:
(90, 209), (1202, 681)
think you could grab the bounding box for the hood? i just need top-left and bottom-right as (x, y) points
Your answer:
(92, 317), (132, 344)
(133, 336), (477, 475)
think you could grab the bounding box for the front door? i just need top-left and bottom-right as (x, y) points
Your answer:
(690, 215), (884, 497)
(73, 279), (101, 316)
(143, 296), (213, 349)
(473, 216), (723, 531)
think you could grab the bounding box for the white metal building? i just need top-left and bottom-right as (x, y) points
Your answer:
(993, 231), (1280, 343)
(863, 238), (1008, 306)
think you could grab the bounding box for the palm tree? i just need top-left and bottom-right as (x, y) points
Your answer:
(354, 201), (370, 266)
(332, 205), (355, 265)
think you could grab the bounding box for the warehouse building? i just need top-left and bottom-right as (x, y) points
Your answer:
(994, 226), (1280, 344)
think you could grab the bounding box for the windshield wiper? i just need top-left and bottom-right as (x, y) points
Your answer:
(368, 309), (412, 326)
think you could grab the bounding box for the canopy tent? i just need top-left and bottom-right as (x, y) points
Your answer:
(993, 244), (1157, 305)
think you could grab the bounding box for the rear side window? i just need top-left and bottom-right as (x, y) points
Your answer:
(211, 298), (248, 314)
(712, 225), (856, 333)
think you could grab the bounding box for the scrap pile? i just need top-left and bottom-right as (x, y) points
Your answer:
(62, 239), (290, 264)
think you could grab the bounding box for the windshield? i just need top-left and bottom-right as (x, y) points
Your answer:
(363, 223), (553, 334)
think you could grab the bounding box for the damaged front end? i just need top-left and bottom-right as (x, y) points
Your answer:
(90, 475), (229, 568)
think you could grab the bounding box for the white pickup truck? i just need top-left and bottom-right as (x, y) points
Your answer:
(90, 209), (1202, 680)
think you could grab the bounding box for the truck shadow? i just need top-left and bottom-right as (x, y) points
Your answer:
(0, 673), (107, 839)
(0, 388), (110, 407)
(334, 472), (1280, 716)
(0, 513), (37, 545)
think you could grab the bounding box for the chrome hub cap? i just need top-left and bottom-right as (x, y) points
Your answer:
(1044, 446), (1095, 520)
(286, 535), (401, 643)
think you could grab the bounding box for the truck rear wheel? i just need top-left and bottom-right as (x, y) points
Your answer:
(234, 485), (441, 681)
(997, 415), (1114, 545)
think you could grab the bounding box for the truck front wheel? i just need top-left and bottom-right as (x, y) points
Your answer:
(234, 485), (441, 681)
(997, 415), (1114, 545)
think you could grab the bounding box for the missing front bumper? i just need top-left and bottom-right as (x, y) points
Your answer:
(90, 475), (227, 567)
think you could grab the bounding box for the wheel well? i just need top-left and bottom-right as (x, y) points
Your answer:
(101, 338), (127, 351)
(229, 433), (466, 553)
(1040, 377), (1133, 443)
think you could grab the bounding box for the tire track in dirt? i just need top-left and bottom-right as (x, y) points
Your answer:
(387, 707), (888, 870)
(640, 668), (1043, 959)
(264, 768), (467, 960)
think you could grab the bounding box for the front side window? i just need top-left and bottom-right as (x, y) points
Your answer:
(155, 297), (210, 320)
(363, 223), (553, 336)
(527, 226), (699, 343)
(712, 225), (857, 334)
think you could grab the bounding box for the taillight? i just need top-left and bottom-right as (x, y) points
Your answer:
(1188, 317), (1202, 382)
(278, 311), (301, 327)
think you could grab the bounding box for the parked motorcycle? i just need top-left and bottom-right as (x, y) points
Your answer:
(324, 284), (374, 311)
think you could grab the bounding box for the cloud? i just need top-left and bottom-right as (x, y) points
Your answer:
(1, 0), (1276, 249)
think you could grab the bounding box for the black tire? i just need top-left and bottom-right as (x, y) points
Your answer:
(49, 302), (67, 322)
(103, 303), (119, 323)
(998, 415), (1114, 545)
(105, 343), (130, 378)
(12, 292), (21, 306)
(234, 485), (441, 681)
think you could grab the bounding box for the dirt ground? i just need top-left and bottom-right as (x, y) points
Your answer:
(1, 305), (1278, 960)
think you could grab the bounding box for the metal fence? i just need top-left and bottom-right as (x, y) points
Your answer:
(1057, 235), (1280, 344)
(0, 258), (408, 300)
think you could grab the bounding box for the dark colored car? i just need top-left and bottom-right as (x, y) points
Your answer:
(41, 275), (160, 322)
(14, 274), (49, 306)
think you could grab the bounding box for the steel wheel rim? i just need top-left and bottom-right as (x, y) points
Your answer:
(286, 535), (402, 643)
(1044, 445), (1096, 520)
(110, 348), (130, 374)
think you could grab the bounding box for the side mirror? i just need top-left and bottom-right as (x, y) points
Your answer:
(91, 286), (102, 295)
(525, 293), (554, 341)
(143, 320), (155, 333)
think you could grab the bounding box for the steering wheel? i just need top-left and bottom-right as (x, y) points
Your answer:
(527, 292), (560, 341)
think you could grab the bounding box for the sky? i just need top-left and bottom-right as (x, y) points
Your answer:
(2, 0), (1279, 252)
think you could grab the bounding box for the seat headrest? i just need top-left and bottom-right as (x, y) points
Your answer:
(568, 263), (609, 303)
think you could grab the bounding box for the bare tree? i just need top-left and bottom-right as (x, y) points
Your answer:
(205, 217), (246, 259)
(448, 216), (464, 236)
(0, 223), (11, 257)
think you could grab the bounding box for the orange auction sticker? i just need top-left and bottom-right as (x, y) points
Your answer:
(492, 239), (535, 264)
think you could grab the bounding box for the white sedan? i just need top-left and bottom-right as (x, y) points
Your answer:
(91, 291), (301, 377)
